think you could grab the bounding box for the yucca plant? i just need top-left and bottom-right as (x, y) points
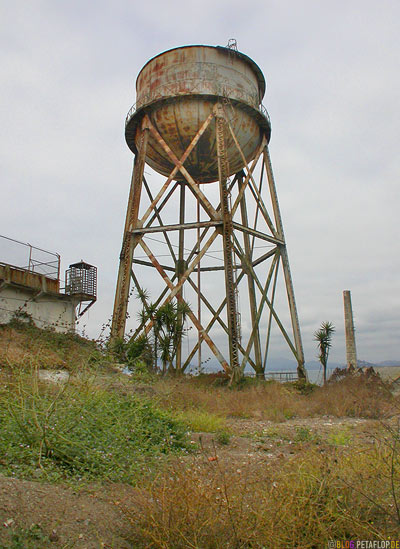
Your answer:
(314, 321), (335, 385)
(134, 286), (190, 375)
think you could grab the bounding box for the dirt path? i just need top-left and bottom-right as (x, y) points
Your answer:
(187, 416), (377, 472)
(0, 477), (136, 548)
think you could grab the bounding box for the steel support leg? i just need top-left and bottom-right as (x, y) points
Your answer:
(263, 146), (307, 380)
(111, 126), (149, 341)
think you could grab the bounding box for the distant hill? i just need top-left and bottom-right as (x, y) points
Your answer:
(305, 360), (344, 371)
(274, 358), (400, 371)
(357, 359), (400, 368)
(357, 360), (377, 368)
(377, 360), (400, 367)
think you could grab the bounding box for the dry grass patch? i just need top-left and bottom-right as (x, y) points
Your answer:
(0, 322), (104, 372)
(153, 375), (395, 422)
(124, 437), (400, 548)
(304, 376), (395, 419)
(153, 378), (301, 420)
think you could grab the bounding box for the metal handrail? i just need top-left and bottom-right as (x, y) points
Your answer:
(259, 103), (271, 126)
(126, 100), (271, 129)
(244, 371), (298, 382)
(0, 234), (60, 281)
(125, 103), (136, 126)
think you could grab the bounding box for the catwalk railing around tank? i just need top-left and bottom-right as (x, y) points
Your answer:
(125, 101), (271, 129)
(125, 103), (137, 126)
(259, 103), (271, 126)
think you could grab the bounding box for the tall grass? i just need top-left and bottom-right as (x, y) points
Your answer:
(0, 321), (104, 372)
(153, 375), (394, 421)
(176, 409), (227, 432)
(125, 441), (400, 547)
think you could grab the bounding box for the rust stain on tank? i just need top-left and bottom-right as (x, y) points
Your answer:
(127, 45), (270, 183)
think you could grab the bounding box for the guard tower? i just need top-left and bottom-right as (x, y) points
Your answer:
(111, 43), (306, 381)
(65, 261), (97, 318)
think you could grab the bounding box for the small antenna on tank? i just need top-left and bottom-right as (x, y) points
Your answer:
(227, 38), (238, 51)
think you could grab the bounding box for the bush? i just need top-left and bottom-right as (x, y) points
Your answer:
(126, 334), (153, 369)
(127, 360), (156, 383)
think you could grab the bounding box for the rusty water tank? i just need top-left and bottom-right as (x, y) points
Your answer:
(125, 45), (271, 183)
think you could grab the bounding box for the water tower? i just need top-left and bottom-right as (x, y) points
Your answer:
(111, 43), (306, 381)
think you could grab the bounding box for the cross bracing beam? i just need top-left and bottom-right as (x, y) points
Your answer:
(131, 221), (222, 235)
(111, 104), (306, 381)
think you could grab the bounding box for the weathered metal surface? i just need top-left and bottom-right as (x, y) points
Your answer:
(0, 263), (60, 293)
(136, 45), (265, 108)
(215, 106), (240, 378)
(184, 272), (258, 372)
(145, 116), (219, 218)
(130, 220), (222, 234)
(138, 238), (231, 373)
(239, 174), (262, 372)
(111, 126), (149, 340)
(175, 182), (186, 372)
(112, 46), (306, 380)
(232, 222), (283, 245)
(65, 262), (97, 300)
(126, 45), (271, 183)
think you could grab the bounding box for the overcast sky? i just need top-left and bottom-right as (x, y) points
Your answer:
(1, 0), (399, 366)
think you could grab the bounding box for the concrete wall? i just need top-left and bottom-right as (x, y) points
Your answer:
(0, 286), (76, 332)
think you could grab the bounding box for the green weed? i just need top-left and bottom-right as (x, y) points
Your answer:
(0, 374), (189, 483)
(177, 409), (226, 432)
(283, 408), (296, 419)
(263, 427), (283, 439)
(327, 426), (352, 446)
(215, 430), (231, 445)
(1, 524), (51, 549)
(294, 426), (321, 443)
